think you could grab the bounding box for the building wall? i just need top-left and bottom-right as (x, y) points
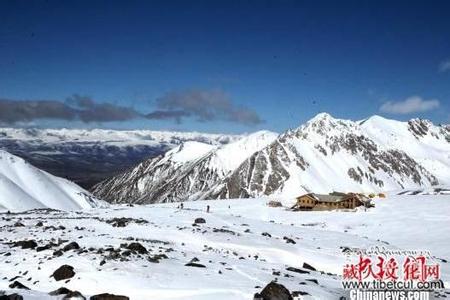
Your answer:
(295, 194), (364, 211)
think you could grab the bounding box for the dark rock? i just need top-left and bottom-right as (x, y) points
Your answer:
(9, 275), (21, 282)
(105, 217), (148, 227)
(8, 281), (30, 290)
(36, 221), (44, 227)
(49, 287), (72, 295)
(305, 278), (319, 284)
(13, 240), (37, 249)
(302, 262), (316, 271)
(194, 218), (206, 224)
(286, 267), (309, 274)
(212, 228), (236, 235)
(36, 242), (56, 252)
(292, 291), (310, 297)
(255, 281), (293, 300)
(52, 265), (75, 281)
(283, 237), (296, 244)
(105, 218), (129, 227)
(13, 222), (25, 227)
(185, 262), (206, 268)
(261, 232), (272, 237)
(63, 242), (80, 252)
(53, 249), (64, 257)
(0, 294), (24, 300)
(63, 291), (86, 299)
(125, 242), (147, 254)
(89, 293), (129, 300)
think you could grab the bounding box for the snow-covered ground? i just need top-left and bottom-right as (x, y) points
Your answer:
(0, 150), (105, 211)
(0, 193), (448, 299)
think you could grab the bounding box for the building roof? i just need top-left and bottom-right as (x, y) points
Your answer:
(299, 193), (365, 203)
(310, 194), (345, 203)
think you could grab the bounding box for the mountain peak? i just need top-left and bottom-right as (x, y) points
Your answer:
(308, 112), (334, 123)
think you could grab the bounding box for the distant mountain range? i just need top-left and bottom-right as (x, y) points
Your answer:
(0, 128), (239, 188)
(92, 113), (450, 204)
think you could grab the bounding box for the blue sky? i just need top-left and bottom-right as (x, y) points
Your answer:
(0, 0), (449, 133)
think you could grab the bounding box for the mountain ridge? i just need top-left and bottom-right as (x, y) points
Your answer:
(92, 113), (450, 203)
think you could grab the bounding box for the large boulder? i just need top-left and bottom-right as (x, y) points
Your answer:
(254, 282), (293, 300)
(52, 265), (75, 281)
(63, 242), (80, 252)
(13, 240), (37, 249)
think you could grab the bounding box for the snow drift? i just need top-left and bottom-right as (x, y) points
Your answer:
(0, 150), (105, 211)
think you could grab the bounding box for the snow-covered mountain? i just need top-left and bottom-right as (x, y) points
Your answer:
(0, 128), (239, 188)
(92, 131), (278, 203)
(93, 113), (449, 203)
(207, 113), (450, 199)
(0, 150), (105, 211)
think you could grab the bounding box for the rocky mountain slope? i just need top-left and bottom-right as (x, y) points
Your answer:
(0, 150), (106, 211)
(92, 131), (278, 204)
(207, 113), (449, 199)
(93, 113), (450, 203)
(0, 128), (238, 188)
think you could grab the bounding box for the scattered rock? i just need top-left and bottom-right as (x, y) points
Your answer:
(302, 262), (316, 271)
(212, 228), (236, 235)
(49, 287), (72, 295)
(105, 217), (148, 227)
(194, 218), (206, 224)
(0, 294), (24, 300)
(63, 291), (86, 299)
(125, 242), (147, 254)
(37, 242), (56, 252)
(52, 265), (75, 281)
(89, 293), (129, 300)
(292, 291), (310, 297)
(13, 240), (37, 249)
(62, 242), (80, 252)
(254, 281), (293, 300)
(185, 262), (206, 268)
(63, 242), (80, 252)
(267, 201), (282, 207)
(305, 278), (319, 285)
(286, 267), (309, 274)
(283, 237), (296, 244)
(8, 281), (30, 290)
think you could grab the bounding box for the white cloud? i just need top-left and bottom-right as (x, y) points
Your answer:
(380, 96), (440, 115)
(439, 59), (450, 72)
